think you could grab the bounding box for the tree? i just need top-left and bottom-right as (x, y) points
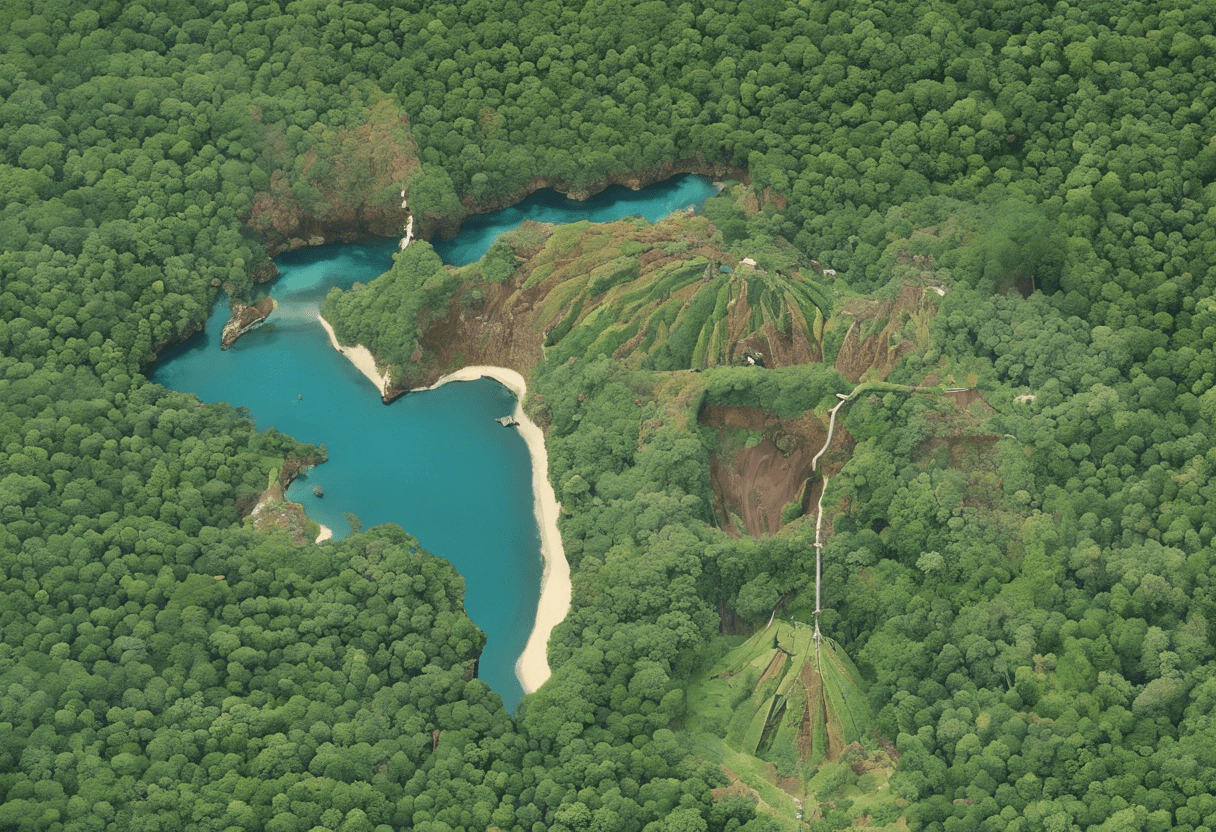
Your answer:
(735, 573), (781, 622)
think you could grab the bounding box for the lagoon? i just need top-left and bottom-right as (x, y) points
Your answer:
(152, 174), (718, 710)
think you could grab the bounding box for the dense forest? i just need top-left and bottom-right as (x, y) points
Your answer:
(3, 0), (1215, 831)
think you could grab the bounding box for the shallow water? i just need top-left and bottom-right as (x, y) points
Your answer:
(153, 174), (717, 709)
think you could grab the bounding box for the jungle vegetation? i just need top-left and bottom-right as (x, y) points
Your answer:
(2, 1), (1216, 831)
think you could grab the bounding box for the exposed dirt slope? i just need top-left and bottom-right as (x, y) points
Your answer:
(416, 212), (838, 387)
(833, 283), (939, 382)
(701, 405), (829, 537)
(703, 622), (871, 772)
(698, 404), (858, 540)
(246, 96), (419, 254)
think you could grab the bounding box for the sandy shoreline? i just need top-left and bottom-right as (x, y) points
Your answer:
(315, 313), (571, 694)
(315, 523), (333, 543)
(316, 314), (390, 396)
(422, 366), (571, 694)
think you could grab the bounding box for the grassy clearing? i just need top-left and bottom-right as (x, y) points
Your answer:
(684, 624), (904, 829)
(805, 759), (904, 830)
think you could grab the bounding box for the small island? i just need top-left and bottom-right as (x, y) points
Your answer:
(220, 297), (277, 349)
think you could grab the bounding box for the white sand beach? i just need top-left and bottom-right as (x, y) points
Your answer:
(316, 314), (390, 396)
(423, 366), (572, 694)
(315, 523), (333, 543)
(316, 318), (572, 694)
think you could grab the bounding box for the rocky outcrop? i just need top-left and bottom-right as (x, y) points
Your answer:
(246, 98), (421, 256)
(252, 260), (280, 284)
(221, 297), (277, 349)
(263, 226), (372, 258)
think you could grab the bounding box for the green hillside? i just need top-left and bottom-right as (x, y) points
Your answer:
(321, 204), (841, 390)
(6, 0), (1216, 829)
(698, 622), (871, 772)
(685, 622), (903, 828)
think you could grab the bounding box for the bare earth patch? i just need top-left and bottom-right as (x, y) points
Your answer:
(834, 283), (938, 382)
(700, 405), (829, 537)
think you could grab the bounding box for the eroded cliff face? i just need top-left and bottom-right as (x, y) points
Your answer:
(221, 297), (277, 349)
(414, 210), (830, 382)
(245, 98), (419, 256)
(700, 405), (837, 538)
(150, 321), (204, 364)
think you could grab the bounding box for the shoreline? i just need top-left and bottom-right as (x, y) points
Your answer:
(420, 366), (571, 695)
(315, 522), (333, 543)
(316, 314), (390, 396)
(315, 313), (571, 694)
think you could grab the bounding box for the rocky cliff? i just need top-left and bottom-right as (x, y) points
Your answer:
(221, 297), (277, 349)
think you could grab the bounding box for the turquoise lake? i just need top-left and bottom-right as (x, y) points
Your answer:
(152, 173), (719, 709)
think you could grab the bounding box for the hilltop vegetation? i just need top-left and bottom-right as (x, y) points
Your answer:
(322, 188), (850, 392)
(3, 1), (1216, 831)
(692, 623), (873, 771)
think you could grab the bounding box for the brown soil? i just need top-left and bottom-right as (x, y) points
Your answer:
(803, 476), (824, 518)
(410, 205), (855, 398)
(797, 652), (845, 763)
(761, 187), (788, 211)
(757, 652), (789, 689)
(713, 767), (764, 807)
(279, 455), (326, 490)
(417, 273), (550, 387)
(718, 276), (822, 368)
(248, 99), (420, 254)
(942, 387), (995, 412)
(841, 741), (892, 776)
(221, 296), (277, 349)
(760, 762), (805, 801)
(700, 405), (828, 537)
(247, 482), (317, 546)
(798, 660), (822, 763)
(834, 283), (937, 382)
(414, 213), (727, 392)
(822, 690), (845, 763)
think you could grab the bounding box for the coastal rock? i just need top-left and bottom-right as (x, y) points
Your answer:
(220, 297), (277, 349)
(247, 480), (323, 546)
(308, 234), (325, 247)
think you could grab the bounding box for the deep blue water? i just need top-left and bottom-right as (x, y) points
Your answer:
(152, 174), (718, 710)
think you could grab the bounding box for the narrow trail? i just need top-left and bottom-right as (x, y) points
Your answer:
(808, 381), (940, 649)
(812, 393), (851, 472)
(773, 380), (949, 649)
(810, 389), (851, 652)
(813, 474), (828, 647)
